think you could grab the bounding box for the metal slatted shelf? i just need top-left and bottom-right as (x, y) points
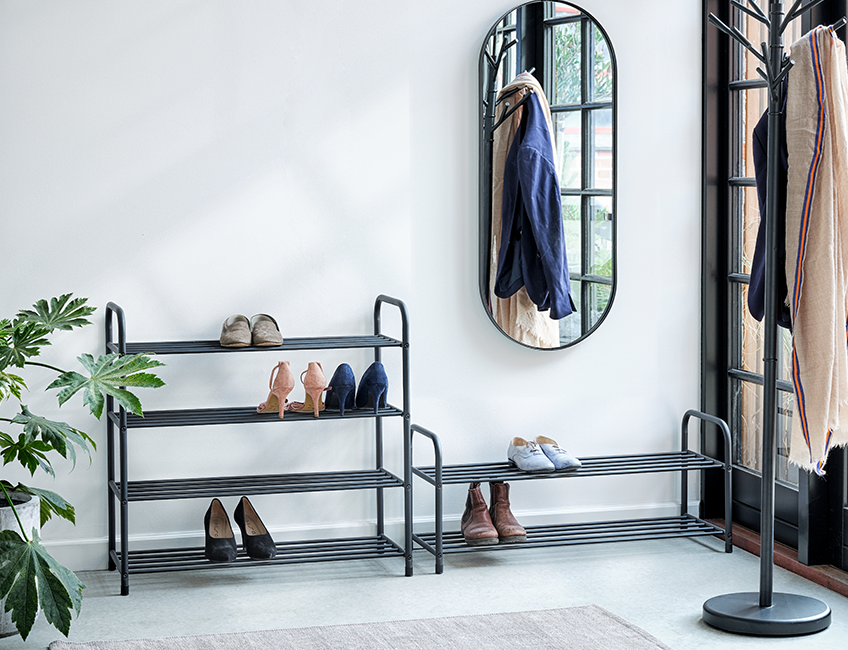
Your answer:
(112, 334), (402, 356)
(118, 469), (403, 501)
(413, 450), (723, 485)
(115, 535), (404, 574)
(413, 515), (722, 554)
(122, 404), (402, 429)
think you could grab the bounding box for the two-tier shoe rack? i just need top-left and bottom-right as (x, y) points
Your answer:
(410, 410), (733, 574)
(105, 295), (413, 595)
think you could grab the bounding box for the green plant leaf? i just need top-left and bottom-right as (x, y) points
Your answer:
(0, 371), (26, 401)
(21, 486), (75, 527)
(47, 353), (165, 419)
(0, 431), (54, 476)
(0, 320), (51, 369)
(0, 529), (84, 640)
(1, 483), (77, 527)
(11, 406), (95, 469)
(18, 294), (95, 332)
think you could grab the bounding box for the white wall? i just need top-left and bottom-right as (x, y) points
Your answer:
(0, 0), (703, 572)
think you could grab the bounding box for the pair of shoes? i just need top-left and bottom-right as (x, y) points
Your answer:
(220, 314), (283, 347)
(293, 361), (389, 416)
(256, 361), (325, 418)
(204, 497), (277, 562)
(324, 361), (389, 415)
(507, 436), (581, 473)
(461, 481), (526, 546)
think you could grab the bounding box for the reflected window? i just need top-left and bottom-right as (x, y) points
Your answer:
(546, 5), (615, 341)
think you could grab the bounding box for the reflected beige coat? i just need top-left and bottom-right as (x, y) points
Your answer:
(489, 73), (560, 348)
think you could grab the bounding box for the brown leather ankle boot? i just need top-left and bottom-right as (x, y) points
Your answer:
(460, 482), (499, 546)
(489, 481), (527, 543)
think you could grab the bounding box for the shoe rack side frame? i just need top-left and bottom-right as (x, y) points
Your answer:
(105, 295), (412, 596)
(410, 410), (732, 574)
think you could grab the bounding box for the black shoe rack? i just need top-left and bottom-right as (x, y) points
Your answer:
(410, 410), (733, 574)
(105, 295), (412, 595)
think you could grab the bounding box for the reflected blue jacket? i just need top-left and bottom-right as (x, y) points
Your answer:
(493, 93), (575, 319)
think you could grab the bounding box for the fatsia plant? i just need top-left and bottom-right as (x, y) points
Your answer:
(0, 294), (164, 640)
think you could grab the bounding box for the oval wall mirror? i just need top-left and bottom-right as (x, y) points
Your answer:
(479, 1), (616, 349)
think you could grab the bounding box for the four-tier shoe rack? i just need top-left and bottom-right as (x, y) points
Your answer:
(105, 295), (413, 595)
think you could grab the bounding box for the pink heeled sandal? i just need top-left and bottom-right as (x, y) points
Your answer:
(286, 362), (326, 417)
(256, 361), (295, 419)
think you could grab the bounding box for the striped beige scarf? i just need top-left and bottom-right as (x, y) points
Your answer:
(785, 26), (848, 474)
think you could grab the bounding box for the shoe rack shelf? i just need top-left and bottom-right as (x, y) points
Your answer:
(409, 411), (733, 574)
(105, 295), (413, 595)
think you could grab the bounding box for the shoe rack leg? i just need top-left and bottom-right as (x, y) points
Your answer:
(107, 397), (116, 572)
(119, 409), (130, 596)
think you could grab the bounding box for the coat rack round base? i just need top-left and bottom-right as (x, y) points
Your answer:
(702, 592), (831, 636)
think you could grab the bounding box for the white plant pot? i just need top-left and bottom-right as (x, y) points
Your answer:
(0, 491), (40, 638)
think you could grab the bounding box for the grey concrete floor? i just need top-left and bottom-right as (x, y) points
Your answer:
(8, 537), (848, 649)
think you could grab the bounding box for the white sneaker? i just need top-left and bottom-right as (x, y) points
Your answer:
(507, 437), (556, 473)
(535, 436), (581, 470)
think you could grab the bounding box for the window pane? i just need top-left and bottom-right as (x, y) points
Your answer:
(554, 111), (581, 188)
(554, 22), (581, 105)
(591, 108), (613, 189)
(737, 283), (793, 385)
(551, 2), (580, 18)
(593, 25), (613, 103)
(590, 196), (613, 277)
(559, 280), (581, 343)
(734, 87), (768, 178)
(562, 195), (582, 275)
(737, 185), (759, 275)
(735, 379), (799, 486)
(589, 281), (611, 328)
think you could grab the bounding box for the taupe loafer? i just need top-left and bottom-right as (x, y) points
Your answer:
(220, 314), (251, 347)
(250, 314), (283, 346)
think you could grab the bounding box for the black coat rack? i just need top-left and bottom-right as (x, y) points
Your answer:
(702, 0), (842, 635)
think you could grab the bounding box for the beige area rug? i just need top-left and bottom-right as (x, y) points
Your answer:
(49, 605), (672, 650)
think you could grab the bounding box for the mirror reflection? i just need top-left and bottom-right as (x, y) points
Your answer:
(479, 1), (616, 349)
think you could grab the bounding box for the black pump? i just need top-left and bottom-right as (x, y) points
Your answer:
(204, 498), (238, 563)
(234, 496), (277, 560)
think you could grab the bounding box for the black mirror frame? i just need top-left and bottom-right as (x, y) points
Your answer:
(478, 1), (617, 350)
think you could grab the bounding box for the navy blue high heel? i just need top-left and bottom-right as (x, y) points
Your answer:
(324, 363), (356, 416)
(355, 361), (388, 412)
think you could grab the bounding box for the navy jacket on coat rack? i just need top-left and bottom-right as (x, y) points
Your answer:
(748, 96), (792, 330)
(493, 92), (575, 320)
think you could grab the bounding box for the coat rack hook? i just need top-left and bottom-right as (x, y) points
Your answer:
(492, 35), (517, 73)
(746, 0), (767, 20)
(731, 0), (769, 26)
(830, 16), (848, 32)
(782, 0), (827, 34)
(491, 91), (533, 132)
(709, 13), (767, 65)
